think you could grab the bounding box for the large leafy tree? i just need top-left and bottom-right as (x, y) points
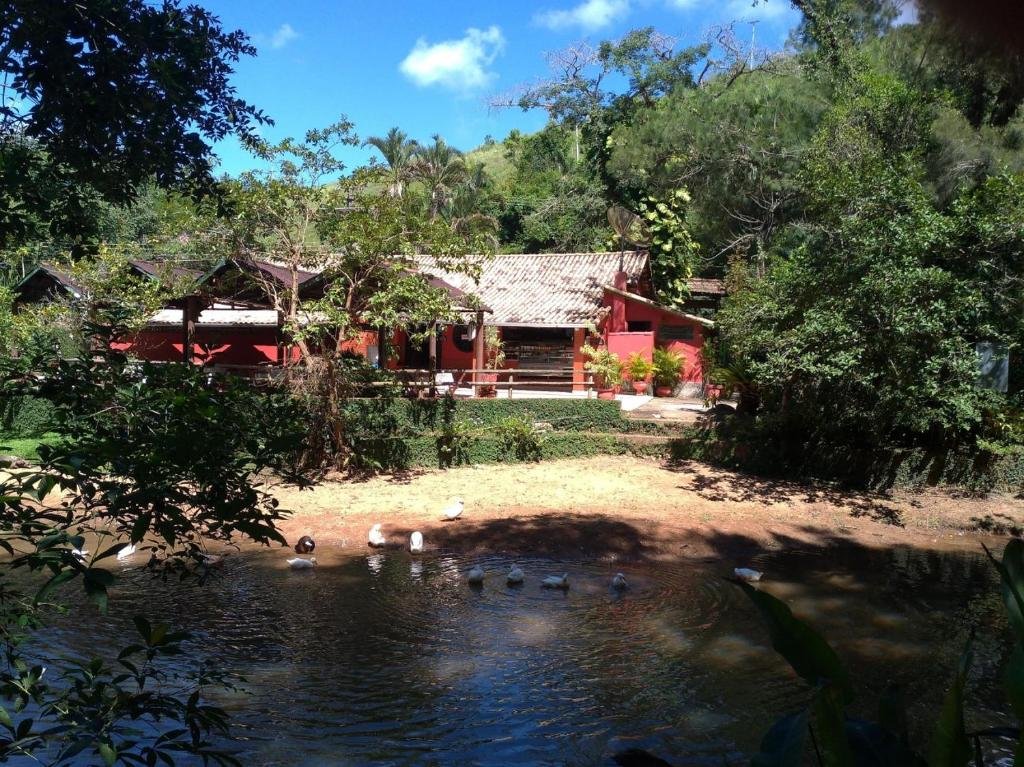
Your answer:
(0, 0), (268, 203)
(227, 122), (490, 465)
(719, 72), (1022, 451)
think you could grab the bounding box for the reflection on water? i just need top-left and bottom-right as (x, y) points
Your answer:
(37, 544), (1015, 766)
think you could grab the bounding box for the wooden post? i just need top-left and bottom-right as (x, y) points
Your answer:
(182, 295), (200, 364)
(472, 310), (485, 397)
(428, 321), (438, 397)
(572, 327), (587, 392)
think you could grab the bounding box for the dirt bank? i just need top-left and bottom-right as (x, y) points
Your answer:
(270, 456), (1023, 562)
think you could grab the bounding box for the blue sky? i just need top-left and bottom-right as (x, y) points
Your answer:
(207, 0), (803, 175)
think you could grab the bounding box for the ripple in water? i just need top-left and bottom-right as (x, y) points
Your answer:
(32, 545), (1013, 766)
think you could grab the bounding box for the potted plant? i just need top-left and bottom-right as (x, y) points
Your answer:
(652, 348), (683, 397)
(477, 327), (504, 398)
(582, 344), (624, 400)
(625, 352), (654, 395)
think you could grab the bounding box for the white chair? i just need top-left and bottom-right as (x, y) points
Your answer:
(435, 371), (454, 395)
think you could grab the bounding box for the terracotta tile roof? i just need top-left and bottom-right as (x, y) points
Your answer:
(687, 277), (725, 295)
(416, 251), (649, 327)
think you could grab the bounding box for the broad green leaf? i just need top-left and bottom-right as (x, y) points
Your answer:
(1004, 644), (1024, 763)
(751, 709), (808, 767)
(811, 685), (855, 767)
(35, 569), (78, 603)
(985, 541), (1024, 641)
(929, 636), (973, 767)
(736, 580), (853, 702)
(98, 741), (117, 766)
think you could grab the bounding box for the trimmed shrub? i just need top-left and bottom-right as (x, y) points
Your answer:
(1, 396), (57, 438)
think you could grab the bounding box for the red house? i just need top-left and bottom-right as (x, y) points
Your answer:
(15, 252), (720, 396)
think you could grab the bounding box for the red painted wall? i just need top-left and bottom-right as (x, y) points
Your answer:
(113, 328), (291, 366)
(601, 290), (706, 383)
(607, 332), (654, 371)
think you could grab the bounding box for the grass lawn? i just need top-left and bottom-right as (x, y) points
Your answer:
(0, 433), (61, 462)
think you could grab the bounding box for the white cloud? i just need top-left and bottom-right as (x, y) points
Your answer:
(535, 0), (631, 31)
(400, 26), (506, 91)
(270, 23), (298, 49)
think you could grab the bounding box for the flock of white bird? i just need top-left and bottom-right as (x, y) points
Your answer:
(283, 497), (636, 591)
(101, 495), (763, 587)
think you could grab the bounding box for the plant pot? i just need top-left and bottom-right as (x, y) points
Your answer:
(596, 388), (617, 400)
(632, 381), (649, 395)
(477, 372), (498, 398)
(655, 385), (674, 397)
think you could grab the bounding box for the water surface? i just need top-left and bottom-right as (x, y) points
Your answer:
(39, 543), (1016, 766)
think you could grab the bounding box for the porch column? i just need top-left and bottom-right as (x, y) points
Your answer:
(472, 310), (485, 397)
(181, 295), (201, 364)
(572, 327), (587, 392)
(428, 321), (438, 397)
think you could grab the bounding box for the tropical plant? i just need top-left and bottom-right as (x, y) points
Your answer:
(484, 326), (506, 370)
(362, 127), (420, 198)
(625, 351), (654, 383)
(412, 135), (467, 219)
(710, 360), (760, 414)
(496, 414), (545, 462)
(652, 347), (684, 389)
(583, 344), (625, 389)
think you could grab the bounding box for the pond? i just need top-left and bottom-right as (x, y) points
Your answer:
(38, 543), (1017, 766)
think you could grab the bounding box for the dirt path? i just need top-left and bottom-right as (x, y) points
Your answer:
(270, 456), (1023, 562)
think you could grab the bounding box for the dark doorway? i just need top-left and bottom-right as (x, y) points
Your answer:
(404, 326), (442, 369)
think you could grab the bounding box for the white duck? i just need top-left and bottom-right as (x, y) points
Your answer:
(368, 523), (386, 548)
(506, 565), (525, 585)
(734, 567), (763, 582)
(116, 543), (137, 561)
(287, 557), (317, 570)
(541, 573), (569, 590)
(467, 565), (485, 585)
(409, 531), (424, 554)
(611, 572), (628, 590)
(442, 498), (464, 521)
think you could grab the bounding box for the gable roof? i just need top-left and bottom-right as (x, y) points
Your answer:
(14, 264), (83, 302)
(128, 259), (202, 283)
(602, 284), (715, 328)
(416, 251), (650, 327)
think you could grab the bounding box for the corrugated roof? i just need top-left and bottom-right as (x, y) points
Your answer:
(416, 251), (649, 327)
(148, 308), (281, 327)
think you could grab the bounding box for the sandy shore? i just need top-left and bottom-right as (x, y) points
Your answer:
(270, 456), (1023, 562)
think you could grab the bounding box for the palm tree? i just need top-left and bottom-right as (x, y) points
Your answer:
(608, 205), (643, 271)
(362, 127), (419, 197)
(445, 161), (499, 245)
(411, 135), (467, 219)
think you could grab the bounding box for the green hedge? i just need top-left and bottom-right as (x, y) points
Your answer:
(0, 396), (56, 438)
(341, 397), (632, 436)
(401, 432), (676, 469)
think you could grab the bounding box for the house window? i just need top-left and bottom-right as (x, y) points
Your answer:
(452, 325), (476, 353)
(627, 321), (652, 332)
(658, 324), (694, 342)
